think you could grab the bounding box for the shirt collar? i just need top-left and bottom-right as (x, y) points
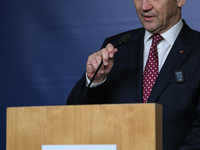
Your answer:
(144, 19), (183, 46)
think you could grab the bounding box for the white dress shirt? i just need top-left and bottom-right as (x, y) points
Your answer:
(86, 19), (183, 87)
(144, 19), (183, 72)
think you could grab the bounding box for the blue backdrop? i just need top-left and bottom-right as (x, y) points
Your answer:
(1, 1), (200, 149)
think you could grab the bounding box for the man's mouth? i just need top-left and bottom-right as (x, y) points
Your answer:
(143, 15), (155, 21)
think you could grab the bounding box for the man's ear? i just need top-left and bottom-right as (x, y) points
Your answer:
(177, 0), (186, 8)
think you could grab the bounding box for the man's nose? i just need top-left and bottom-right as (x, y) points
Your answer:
(141, 0), (153, 11)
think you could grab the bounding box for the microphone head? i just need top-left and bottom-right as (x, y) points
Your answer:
(120, 34), (132, 44)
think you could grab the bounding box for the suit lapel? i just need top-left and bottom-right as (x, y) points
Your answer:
(148, 21), (193, 103)
(127, 29), (145, 103)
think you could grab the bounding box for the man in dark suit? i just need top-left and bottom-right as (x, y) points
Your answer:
(67, 0), (200, 149)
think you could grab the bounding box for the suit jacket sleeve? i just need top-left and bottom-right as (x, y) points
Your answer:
(179, 96), (200, 149)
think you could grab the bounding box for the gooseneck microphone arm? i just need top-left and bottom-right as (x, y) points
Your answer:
(79, 34), (132, 104)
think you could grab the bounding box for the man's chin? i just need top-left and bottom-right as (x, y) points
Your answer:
(144, 24), (160, 34)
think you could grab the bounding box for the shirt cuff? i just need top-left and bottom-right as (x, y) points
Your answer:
(85, 72), (107, 87)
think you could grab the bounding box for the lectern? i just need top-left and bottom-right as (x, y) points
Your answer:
(7, 104), (162, 150)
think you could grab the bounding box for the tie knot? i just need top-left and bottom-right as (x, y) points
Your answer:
(152, 34), (163, 45)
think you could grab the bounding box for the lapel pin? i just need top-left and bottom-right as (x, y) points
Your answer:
(180, 50), (184, 53)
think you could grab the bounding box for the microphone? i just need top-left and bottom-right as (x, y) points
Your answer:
(114, 34), (132, 47)
(79, 34), (132, 103)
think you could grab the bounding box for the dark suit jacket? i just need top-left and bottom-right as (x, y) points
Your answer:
(67, 20), (200, 150)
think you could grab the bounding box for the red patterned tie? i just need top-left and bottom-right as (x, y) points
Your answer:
(143, 35), (163, 103)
